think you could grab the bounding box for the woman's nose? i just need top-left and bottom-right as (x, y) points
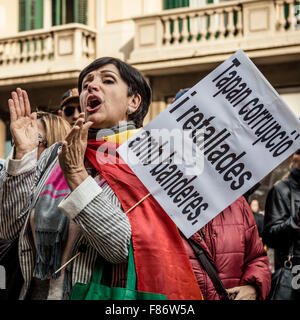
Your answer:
(88, 79), (100, 92)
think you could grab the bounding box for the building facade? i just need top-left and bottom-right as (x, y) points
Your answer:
(0, 0), (299, 204)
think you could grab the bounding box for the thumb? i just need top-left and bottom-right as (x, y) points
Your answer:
(30, 112), (37, 123)
(82, 121), (94, 138)
(226, 287), (239, 294)
(83, 121), (94, 129)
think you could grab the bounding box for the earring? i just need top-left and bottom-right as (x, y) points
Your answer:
(126, 107), (134, 115)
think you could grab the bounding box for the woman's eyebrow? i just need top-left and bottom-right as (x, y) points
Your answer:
(83, 69), (119, 85)
(99, 70), (119, 77)
(83, 73), (94, 83)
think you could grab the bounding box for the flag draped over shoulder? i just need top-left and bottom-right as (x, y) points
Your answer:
(85, 131), (203, 300)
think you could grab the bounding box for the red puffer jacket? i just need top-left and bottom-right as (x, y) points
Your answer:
(182, 196), (271, 300)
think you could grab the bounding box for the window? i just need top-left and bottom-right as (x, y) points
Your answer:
(19, 0), (43, 31)
(164, 1), (225, 10)
(164, 0), (189, 10)
(189, 0), (224, 7)
(52, 0), (88, 26)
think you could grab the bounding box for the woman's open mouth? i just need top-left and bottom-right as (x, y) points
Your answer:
(86, 95), (102, 113)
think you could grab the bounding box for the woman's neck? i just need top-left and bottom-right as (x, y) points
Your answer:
(88, 121), (136, 140)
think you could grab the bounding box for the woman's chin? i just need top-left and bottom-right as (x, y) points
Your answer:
(90, 122), (105, 129)
(86, 114), (104, 128)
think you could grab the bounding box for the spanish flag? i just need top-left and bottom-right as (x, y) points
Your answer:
(85, 132), (203, 300)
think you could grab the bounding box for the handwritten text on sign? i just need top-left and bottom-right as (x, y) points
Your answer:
(118, 49), (300, 238)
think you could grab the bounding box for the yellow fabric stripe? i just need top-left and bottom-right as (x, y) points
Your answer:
(103, 129), (141, 145)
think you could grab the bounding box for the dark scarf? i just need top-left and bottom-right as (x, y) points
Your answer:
(33, 121), (136, 280)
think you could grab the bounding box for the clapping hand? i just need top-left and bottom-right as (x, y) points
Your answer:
(58, 114), (93, 191)
(8, 88), (38, 160)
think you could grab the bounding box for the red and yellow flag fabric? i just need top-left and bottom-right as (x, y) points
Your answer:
(85, 132), (203, 300)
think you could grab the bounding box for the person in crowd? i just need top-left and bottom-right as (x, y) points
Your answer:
(0, 59), (270, 300)
(250, 199), (264, 238)
(36, 111), (71, 159)
(172, 88), (190, 102)
(263, 149), (300, 299)
(57, 88), (81, 126)
(29, 111), (71, 276)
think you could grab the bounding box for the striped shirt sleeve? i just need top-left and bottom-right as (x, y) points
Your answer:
(59, 176), (131, 264)
(0, 167), (35, 239)
(0, 144), (58, 240)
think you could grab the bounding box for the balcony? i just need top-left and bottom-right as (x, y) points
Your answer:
(0, 23), (96, 86)
(129, 0), (300, 74)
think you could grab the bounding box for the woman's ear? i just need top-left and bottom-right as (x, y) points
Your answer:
(127, 93), (141, 114)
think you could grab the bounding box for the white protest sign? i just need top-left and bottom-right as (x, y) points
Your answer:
(118, 49), (300, 238)
(0, 158), (5, 172)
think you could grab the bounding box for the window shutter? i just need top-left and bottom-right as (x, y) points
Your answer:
(182, 0), (190, 7)
(19, 0), (43, 31)
(164, 0), (189, 9)
(30, 0), (37, 29)
(19, 0), (26, 31)
(163, 0), (169, 10)
(35, 0), (43, 57)
(52, 0), (61, 26)
(32, 0), (43, 29)
(74, 0), (88, 24)
(174, 0), (189, 8)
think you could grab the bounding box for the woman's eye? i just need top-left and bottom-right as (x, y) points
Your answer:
(82, 83), (88, 89)
(103, 79), (114, 84)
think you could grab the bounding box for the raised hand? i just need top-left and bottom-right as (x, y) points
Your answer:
(8, 88), (38, 160)
(58, 113), (94, 191)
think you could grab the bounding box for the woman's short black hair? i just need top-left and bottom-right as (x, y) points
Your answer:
(78, 57), (152, 128)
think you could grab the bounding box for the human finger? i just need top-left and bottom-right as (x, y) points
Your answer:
(71, 125), (81, 146)
(233, 292), (242, 300)
(11, 91), (21, 118)
(62, 140), (68, 151)
(58, 141), (68, 163)
(227, 286), (239, 292)
(22, 89), (31, 117)
(64, 125), (79, 145)
(8, 98), (17, 122)
(58, 140), (68, 155)
(74, 117), (85, 129)
(226, 287), (239, 297)
(81, 121), (94, 141)
(16, 88), (25, 116)
(71, 118), (85, 144)
(230, 288), (242, 300)
(30, 111), (37, 124)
